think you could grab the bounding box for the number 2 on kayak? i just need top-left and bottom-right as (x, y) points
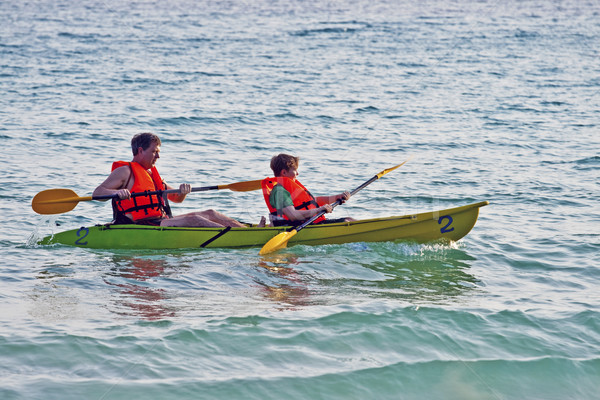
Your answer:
(438, 215), (455, 234)
(75, 227), (89, 245)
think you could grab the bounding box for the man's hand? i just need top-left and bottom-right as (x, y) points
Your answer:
(179, 183), (192, 195)
(116, 189), (131, 199)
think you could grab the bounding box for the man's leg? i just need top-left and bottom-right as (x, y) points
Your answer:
(160, 213), (223, 227)
(197, 209), (246, 227)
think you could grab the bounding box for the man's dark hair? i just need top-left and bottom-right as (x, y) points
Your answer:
(131, 132), (161, 155)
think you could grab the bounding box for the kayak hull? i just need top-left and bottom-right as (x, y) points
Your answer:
(39, 201), (489, 250)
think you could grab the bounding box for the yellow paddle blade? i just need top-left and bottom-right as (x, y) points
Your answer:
(376, 156), (413, 179)
(219, 179), (263, 192)
(32, 189), (90, 215)
(259, 230), (298, 255)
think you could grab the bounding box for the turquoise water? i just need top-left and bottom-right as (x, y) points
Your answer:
(1, 1), (599, 399)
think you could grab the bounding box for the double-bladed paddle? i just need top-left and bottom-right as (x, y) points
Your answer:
(32, 179), (263, 215)
(259, 158), (411, 255)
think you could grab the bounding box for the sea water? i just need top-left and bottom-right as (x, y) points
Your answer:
(1, 1), (599, 399)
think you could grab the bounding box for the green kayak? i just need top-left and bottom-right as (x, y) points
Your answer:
(38, 201), (488, 250)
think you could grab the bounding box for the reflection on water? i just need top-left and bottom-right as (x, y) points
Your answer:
(341, 243), (482, 304)
(29, 256), (179, 322)
(253, 242), (482, 308)
(255, 253), (313, 309)
(355, 257), (481, 303)
(29, 242), (482, 321)
(104, 256), (177, 321)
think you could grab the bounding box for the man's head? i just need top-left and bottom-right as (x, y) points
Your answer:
(270, 154), (300, 177)
(131, 132), (161, 155)
(131, 133), (161, 169)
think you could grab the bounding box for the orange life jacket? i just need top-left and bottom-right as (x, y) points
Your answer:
(111, 161), (169, 222)
(261, 177), (326, 224)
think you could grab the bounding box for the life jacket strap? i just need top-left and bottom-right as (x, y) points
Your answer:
(114, 190), (170, 221)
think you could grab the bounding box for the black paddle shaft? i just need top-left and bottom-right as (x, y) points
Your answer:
(91, 186), (219, 201)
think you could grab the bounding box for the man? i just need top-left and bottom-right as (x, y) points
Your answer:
(93, 132), (245, 227)
(261, 153), (354, 226)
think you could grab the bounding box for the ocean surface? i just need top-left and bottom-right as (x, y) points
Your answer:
(1, 0), (599, 398)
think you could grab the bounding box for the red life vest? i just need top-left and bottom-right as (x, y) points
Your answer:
(261, 177), (326, 224)
(111, 161), (168, 222)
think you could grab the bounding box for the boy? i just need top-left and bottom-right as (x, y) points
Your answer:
(261, 154), (353, 226)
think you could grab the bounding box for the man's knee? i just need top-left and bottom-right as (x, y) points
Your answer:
(201, 209), (219, 219)
(190, 214), (222, 227)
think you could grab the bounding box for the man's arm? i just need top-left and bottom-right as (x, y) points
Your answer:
(92, 166), (132, 200)
(166, 183), (191, 203)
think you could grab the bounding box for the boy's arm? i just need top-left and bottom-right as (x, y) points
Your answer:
(315, 191), (351, 206)
(281, 204), (332, 221)
(272, 185), (335, 221)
